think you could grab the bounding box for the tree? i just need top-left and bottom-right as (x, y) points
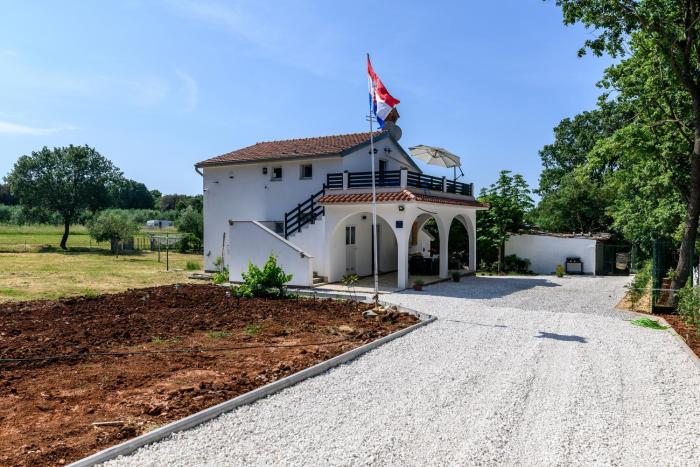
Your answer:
(88, 210), (140, 254)
(0, 184), (18, 205)
(5, 145), (120, 249)
(533, 170), (614, 233)
(176, 205), (203, 239)
(110, 178), (155, 209)
(477, 171), (534, 271)
(553, 0), (700, 292)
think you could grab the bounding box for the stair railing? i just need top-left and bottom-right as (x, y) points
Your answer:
(284, 184), (326, 239)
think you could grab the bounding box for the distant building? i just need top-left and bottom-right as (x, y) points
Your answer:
(145, 220), (174, 228)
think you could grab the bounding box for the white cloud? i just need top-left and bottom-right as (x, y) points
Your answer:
(176, 70), (199, 111)
(0, 120), (76, 135)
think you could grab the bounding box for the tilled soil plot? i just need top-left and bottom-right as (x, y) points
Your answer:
(0, 284), (418, 466)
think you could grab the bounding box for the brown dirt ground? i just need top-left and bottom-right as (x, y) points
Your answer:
(616, 290), (700, 359)
(0, 284), (418, 466)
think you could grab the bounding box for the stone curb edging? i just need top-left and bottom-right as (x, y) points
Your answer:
(654, 316), (700, 370)
(69, 305), (436, 467)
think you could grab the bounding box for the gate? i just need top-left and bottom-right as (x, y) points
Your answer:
(600, 243), (631, 275)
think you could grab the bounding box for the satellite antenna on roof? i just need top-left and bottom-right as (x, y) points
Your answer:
(384, 121), (402, 141)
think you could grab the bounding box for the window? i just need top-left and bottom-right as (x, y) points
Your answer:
(271, 167), (282, 180)
(379, 159), (388, 172)
(300, 164), (313, 179)
(345, 225), (356, 245)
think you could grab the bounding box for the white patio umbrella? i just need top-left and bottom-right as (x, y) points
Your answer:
(408, 145), (464, 180)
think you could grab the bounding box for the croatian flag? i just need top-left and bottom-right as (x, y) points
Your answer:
(367, 55), (400, 128)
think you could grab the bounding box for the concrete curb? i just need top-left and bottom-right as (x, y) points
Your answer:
(69, 306), (435, 467)
(655, 316), (700, 370)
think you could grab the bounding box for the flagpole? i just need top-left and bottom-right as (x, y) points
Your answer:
(368, 55), (379, 306)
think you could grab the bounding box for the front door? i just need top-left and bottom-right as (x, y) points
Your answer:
(345, 225), (356, 274)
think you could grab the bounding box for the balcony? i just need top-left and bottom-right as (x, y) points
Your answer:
(326, 169), (474, 197)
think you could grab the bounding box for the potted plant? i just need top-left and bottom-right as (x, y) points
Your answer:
(412, 278), (424, 291)
(451, 271), (461, 282)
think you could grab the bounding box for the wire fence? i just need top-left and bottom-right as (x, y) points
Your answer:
(0, 234), (201, 254)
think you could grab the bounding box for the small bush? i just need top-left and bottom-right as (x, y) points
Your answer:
(185, 260), (201, 271)
(413, 278), (424, 286)
(555, 264), (565, 278)
(503, 254), (531, 274)
(237, 255), (293, 298)
(627, 260), (651, 307)
(211, 255), (229, 284)
(211, 268), (229, 284)
(451, 271), (461, 282)
(677, 283), (700, 335)
(88, 210), (140, 254)
(178, 233), (203, 253)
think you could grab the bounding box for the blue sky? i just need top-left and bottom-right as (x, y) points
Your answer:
(0, 1), (612, 196)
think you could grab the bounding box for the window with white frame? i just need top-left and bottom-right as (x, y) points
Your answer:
(300, 164), (313, 179)
(271, 167), (282, 180)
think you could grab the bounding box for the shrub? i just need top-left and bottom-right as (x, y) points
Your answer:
(626, 260), (651, 307)
(503, 254), (531, 274)
(211, 267), (229, 284)
(555, 264), (565, 278)
(176, 206), (203, 239)
(413, 278), (424, 286)
(88, 210), (140, 254)
(677, 283), (700, 335)
(451, 271), (461, 282)
(237, 255), (293, 298)
(185, 260), (200, 271)
(178, 233), (203, 253)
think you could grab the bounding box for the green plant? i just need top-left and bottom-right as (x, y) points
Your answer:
(677, 283), (700, 335)
(555, 264), (565, 278)
(451, 271), (461, 282)
(206, 330), (229, 339)
(185, 260), (201, 271)
(211, 256), (229, 284)
(178, 233), (203, 253)
(237, 255), (293, 298)
(82, 288), (100, 299)
(211, 268), (229, 284)
(88, 210), (140, 254)
(626, 260), (651, 308)
(244, 324), (261, 336)
(342, 273), (359, 301)
(630, 318), (669, 330)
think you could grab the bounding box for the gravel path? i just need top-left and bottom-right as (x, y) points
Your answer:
(105, 276), (700, 466)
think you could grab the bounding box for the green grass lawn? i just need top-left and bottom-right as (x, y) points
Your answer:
(0, 223), (202, 302)
(0, 249), (202, 302)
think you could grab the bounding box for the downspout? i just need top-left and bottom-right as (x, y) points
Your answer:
(195, 165), (203, 176)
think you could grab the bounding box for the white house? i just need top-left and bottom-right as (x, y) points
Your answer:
(195, 131), (488, 289)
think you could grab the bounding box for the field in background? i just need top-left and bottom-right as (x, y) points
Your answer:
(0, 249), (201, 302)
(0, 223), (177, 252)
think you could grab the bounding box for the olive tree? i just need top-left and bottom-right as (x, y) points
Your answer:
(5, 145), (120, 249)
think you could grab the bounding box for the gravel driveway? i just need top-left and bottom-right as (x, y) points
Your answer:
(105, 276), (700, 466)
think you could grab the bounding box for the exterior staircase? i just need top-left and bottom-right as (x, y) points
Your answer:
(284, 184), (326, 239)
(312, 271), (326, 285)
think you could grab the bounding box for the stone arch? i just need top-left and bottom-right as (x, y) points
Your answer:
(404, 211), (451, 282)
(449, 213), (476, 272)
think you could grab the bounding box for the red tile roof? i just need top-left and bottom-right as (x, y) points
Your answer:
(196, 131), (384, 167)
(319, 189), (490, 208)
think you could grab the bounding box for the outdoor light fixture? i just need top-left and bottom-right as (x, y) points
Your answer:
(262, 167), (268, 175)
(398, 205), (405, 211)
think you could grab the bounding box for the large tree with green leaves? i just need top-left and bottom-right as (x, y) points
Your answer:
(477, 170), (534, 271)
(5, 145), (121, 249)
(554, 0), (700, 290)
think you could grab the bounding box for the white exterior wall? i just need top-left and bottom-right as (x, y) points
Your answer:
(228, 221), (313, 286)
(505, 234), (597, 275)
(201, 137), (413, 271)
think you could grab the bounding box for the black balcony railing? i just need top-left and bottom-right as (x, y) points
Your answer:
(325, 170), (473, 197)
